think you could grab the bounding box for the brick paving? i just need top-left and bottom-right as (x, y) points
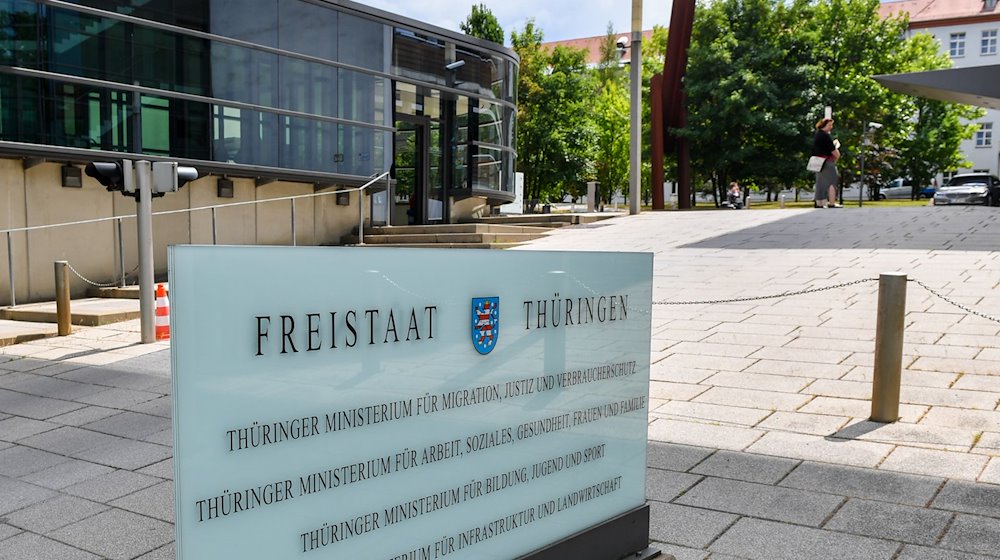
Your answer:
(519, 206), (1000, 558)
(1, 205), (1000, 558)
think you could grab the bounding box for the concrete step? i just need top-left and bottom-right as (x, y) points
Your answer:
(348, 242), (523, 249)
(472, 213), (620, 226)
(364, 224), (551, 235)
(88, 284), (169, 300)
(348, 232), (547, 245)
(0, 319), (58, 347)
(0, 298), (141, 326)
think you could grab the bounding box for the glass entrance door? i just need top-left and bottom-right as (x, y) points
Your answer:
(394, 117), (446, 225)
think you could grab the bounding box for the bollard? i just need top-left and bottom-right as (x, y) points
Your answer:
(870, 272), (907, 423)
(779, 194), (785, 208)
(54, 261), (71, 336)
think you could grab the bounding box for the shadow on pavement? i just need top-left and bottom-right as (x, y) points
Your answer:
(679, 206), (1000, 252)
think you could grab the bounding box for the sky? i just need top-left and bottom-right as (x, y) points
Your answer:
(359, 0), (674, 44)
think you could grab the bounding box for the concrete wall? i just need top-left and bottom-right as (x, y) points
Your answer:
(453, 197), (490, 220)
(0, 160), (372, 306)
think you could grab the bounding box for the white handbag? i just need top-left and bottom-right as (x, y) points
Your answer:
(806, 156), (825, 173)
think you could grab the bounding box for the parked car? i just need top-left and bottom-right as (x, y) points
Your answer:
(933, 173), (1000, 206)
(878, 178), (935, 199)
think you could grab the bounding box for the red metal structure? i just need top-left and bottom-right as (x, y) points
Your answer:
(651, 0), (696, 209)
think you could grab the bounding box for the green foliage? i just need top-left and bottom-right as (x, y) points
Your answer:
(684, 0), (818, 199)
(593, 79), (630, 198)
(460, 3), (504, 44)
(678, 0), (981, 199)
(641, 26), (671, 201)
(507, 0), (980, 207)
(597, 22), (627, 86)
(511, 21), (595, 205)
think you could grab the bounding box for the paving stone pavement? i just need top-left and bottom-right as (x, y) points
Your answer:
(1, 206), (1000, 558)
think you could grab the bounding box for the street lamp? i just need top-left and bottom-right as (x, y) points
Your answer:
(858, 122), (882, 207)
(629, 0), (642, 215)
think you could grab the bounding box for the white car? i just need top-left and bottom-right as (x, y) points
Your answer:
(933, 174), (1000, 206)
(879, 178), (933, 199)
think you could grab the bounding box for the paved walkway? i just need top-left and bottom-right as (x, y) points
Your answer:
(2, 205), (1000, 558)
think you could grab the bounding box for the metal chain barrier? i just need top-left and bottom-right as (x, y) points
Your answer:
(652, 277), (880, 306)
(65, 261), (138, 288)
(908, 278), (1000, 325)
(652, 276), (1000, 326)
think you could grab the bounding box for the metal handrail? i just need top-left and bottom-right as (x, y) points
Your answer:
(3, 171), (390, 306)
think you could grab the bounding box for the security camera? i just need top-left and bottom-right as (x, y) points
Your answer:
(616, 36), (629, 49)
(868, 122), (883, 129)
(445, 60), (465, 71)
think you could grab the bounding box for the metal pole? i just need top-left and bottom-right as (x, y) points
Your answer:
(211, 207), (218, 245)
(386, 174), (391, 226)
(871, 272), (907, 423)
(629, 1), (643, 215)
(291, 199), (297, 246)
(6, 231), (14, 307)
(135, 160), (155, 344)
(54, 261), (71, 336)
(116, 218), (125, 287)
(859, 129), (866, 208)
(357, 190), (365, 245)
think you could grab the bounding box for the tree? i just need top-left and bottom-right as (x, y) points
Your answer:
(460, 3), (504, 44)
(680, 0), (982, 201)
(592, 79), (630, 200)
(511, 21), (595, 207)
(683, 0), (813, 204)
(805, 0), (915, 194)
(641, 26), (670, 203)
(596, 22), (627, 86)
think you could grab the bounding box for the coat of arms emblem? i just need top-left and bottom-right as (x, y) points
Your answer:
(471, 297), (499, 355)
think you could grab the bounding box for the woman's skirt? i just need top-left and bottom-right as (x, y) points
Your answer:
(814, 159), (838, 201)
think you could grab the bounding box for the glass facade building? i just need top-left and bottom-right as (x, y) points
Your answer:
(0, 0), (518, 223)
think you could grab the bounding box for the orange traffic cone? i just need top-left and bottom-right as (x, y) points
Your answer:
(155, 283), (170, 341)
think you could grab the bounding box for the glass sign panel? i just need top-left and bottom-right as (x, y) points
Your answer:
(170, 246), (652, 560)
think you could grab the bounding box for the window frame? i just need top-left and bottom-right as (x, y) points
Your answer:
(976, 122), (993, 148)
(982, 29), (998, 56)
(950, 32), (967, 57)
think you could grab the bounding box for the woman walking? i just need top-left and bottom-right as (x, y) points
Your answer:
(812, 118), (842, 208)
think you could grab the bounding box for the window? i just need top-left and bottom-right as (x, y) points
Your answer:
(983, 30), (998, 55)
(977, 123), (993, 147)
(950, 32), (966, 57)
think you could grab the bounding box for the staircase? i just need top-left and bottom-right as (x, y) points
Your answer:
(342, 213), (619, 248)
(341, 223), (553, 249)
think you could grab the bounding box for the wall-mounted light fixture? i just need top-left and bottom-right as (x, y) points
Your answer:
(217, 177), (234, 198)
(61, 165), (82, 188)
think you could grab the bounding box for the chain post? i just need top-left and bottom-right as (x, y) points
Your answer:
(291, 199), (297, 247)
(55, 261), (71, 336)
(871, 272), (907, 423)
(358, 189), (365, 246)
(6, 231), (14, 307)
(116, 217), (125, 288)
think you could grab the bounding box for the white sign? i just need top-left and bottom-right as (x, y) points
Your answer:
(170, 246), (652, 559)
(499, 172), (524, 215)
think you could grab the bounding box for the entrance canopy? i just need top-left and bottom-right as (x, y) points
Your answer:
(873, 65), (1000, 109)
